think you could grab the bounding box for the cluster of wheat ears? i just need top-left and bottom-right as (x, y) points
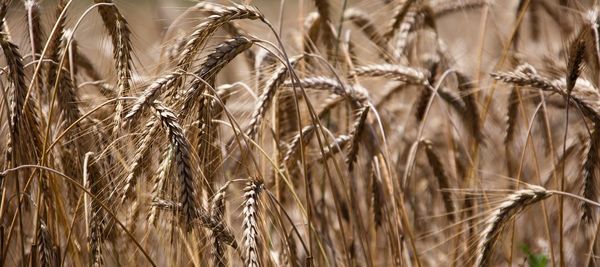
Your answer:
(4, 0), (600, 266)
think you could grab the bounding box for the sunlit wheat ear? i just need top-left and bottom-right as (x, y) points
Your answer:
(346, 106), (370, 172)
(384, 0), (416, 41)
(431, 0), (489, 18)
(475, 185), (552, 267)
(243, 180), (263, 267)
(173, 2), (257, 67)
(94, 0), (133, 136)
(492, 65), (600, 121)
(422, 139), (455, 221)
(125, 71), (182, 125)
(392, 5), (435, 60)
(247, 55), (302, 140)
(120, 120), (160, 205)
(582, 123), (600, 223)
(282, 76), (368, 106)
(150, 101), (199, 229)
(1, 31), (27, 140)
(351, 64), (429, 85)
(179, 36), (254, 116)
(281, 125), (316, 167)
(491, 64), (559, 92)
(148, 147), (173, 226)
(320, 134), (351, 161)
(177, 4), (262, 72)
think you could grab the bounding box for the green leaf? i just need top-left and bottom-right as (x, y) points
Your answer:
(520, 244), (548, 267)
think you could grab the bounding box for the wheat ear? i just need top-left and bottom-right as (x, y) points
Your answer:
(243, 180), (263, 267)
(177, 4), (262, 71)
(475, 185), (551, 267)
(180, 36), (254, 116)
(582, 123), (600, 223)
(95, 0), (133, 135)
(422, 140), (455, 221)
(351, 64), (429, 85)
(247, 55), (301, 140)
(151, 101), (199, 228)
(346, 106), (370, 172)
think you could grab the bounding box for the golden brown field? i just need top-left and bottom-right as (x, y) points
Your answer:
(1, 0), (600, 266)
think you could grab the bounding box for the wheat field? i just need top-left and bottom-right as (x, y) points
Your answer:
(2, 0), (600, 266)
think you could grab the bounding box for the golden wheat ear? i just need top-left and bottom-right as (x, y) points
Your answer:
(476, 186), (552, 267)
(243, 180), (264, 267)
(247, 55), (302, 140)
(176, 4), (263, 72)
(95, 0), (133, 136)
(150, 101), (199, 229)
(179, 36), (254, 117)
